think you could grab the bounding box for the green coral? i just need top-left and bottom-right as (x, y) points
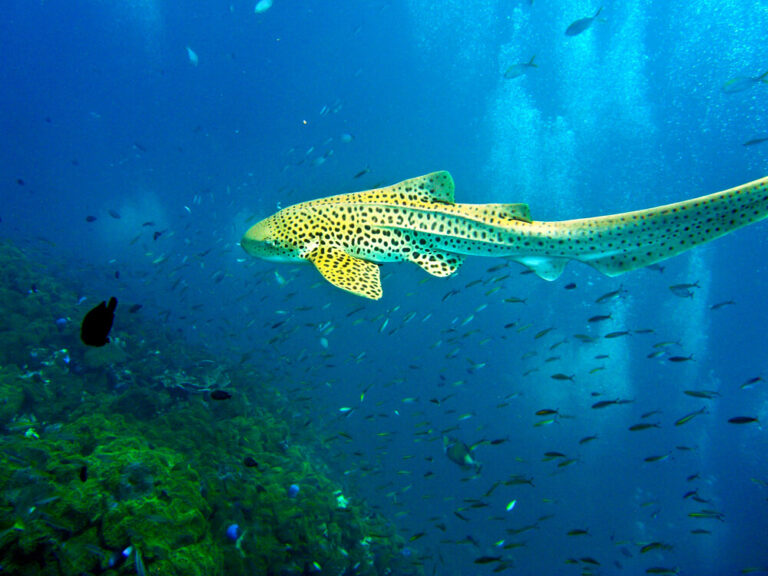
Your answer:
(0, 240), (420, 576)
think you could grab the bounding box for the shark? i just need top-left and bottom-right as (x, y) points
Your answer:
(241, 171), (768, 300)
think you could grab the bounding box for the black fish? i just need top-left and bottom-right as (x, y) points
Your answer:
(210, 390), (232, 400)
(244, 456), (259, 468)
(153, 231), (163, 241)
(108, 209), (121, 219)
(80, 297), (117, 347)
(85, 215), (97, 222)
(728, 416), (758, 424)
(564, 282), (577, 290)
(474, 556), (502, 564)
(79, 465), (88, 482)
(128, 304), (143, 314)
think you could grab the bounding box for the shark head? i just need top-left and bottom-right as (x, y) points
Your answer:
(241, 215), (303, 262)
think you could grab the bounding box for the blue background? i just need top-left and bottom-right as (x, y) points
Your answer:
(2, 1), (768, 574)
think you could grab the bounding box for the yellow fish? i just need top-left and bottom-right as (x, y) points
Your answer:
(241, 171), (768, 300)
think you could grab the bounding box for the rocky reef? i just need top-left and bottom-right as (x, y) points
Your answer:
(0, 240), (418, 576)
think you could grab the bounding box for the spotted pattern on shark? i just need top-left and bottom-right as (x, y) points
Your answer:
(241, 172), (768, 299)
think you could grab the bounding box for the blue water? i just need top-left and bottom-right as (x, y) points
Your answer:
(2, 1), (768, 574)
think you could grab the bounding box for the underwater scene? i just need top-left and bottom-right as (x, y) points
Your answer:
(1, 1), (768, 575)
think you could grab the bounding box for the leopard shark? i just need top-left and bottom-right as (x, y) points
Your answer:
(241, 171), (768, 300)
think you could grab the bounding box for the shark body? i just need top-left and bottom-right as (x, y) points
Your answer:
(241, 171), (768, 300)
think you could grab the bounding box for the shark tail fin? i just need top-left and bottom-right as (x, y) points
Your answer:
(562, 176), (768, 277)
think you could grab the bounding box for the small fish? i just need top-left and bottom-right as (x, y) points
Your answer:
(744, 136), (768, 147)
(210, 390), (232, 400)
(254, 0), (273, 14)
(674, 407), (707, 426)
(243, 456), (259, 468)
(567, 528), (589, 536)
(536, 409), (559, 416)
(79, 465), (88, 482)
(605, 330), (630, 339)
(595, 286), (625, 303)
(644, 453), (671, 463)
(688, 509), (724, 521)
(505, 475), (535, 487)
(128, 303), (143, 314)
(186, 45), (199, 66)
(668, 355), (694, 363)
(504, 55), (537, 79)
(533, 418), (556, 427)
(640, 542), (673, 554)
(573, 334), (596, 342)
(721, 71), (768, 94)
(474, 556), (502, 564)
(85, 215), (97, 222)
(353, 167), (370, 179)
(588, 314), (612, 323)
(108, 209), (121, 219)
(683, 390), (719, 399)
(564, 282), (577, 290)
(444, 436), (481, 472)
(565, 6), (602, 36)
(544, 451), (567, 459)
(629, 422), (660, 431)
(740, 376), (763, 389)
(591, 399), (620, 409)
(645, 568), (680, 575)
(135, 548), (146, 576)
(535, 327), (555, 339)
(728, 416), (758, 424)
(579, 435), (598, 444)
(669, 282), (699, 298)
(709, 299), (735, 310)
(80, 297), (117, 347)
(504, 296), (527, 304)
(551, 373), (574, 381)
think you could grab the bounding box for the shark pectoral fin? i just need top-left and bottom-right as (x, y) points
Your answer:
(512, 256), (569, 281)
(305, 246), (382, 300)
(409, 250), (464, 277)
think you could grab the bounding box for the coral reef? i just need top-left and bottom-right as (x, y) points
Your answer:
(0, 241), (418, 576)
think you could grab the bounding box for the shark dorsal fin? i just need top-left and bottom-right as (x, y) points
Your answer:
(460, 203), (532, 224)
(390, 171), (455, 204)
